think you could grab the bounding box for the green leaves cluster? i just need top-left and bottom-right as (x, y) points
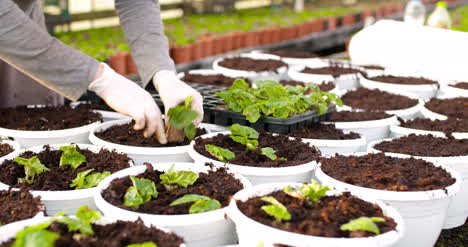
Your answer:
(230, 124), (259, 149)
(216, 79), (342, 123)
(59, 145), (87, 170)
(127, 243), (158, 247)
(170, 194), (221, 214)
(13, 156), (49, 184)
(284, 180), (330, 203)
(124, 176), (158, 208)
(57, 205), (102, 235)
(340, 217), (386, 235)
(70, 169), (110, 189)
(167, 96), (199, 140)
(260, 196), (291, 222)
(160, 164), (199, 188)
(205, 145), (235, 162)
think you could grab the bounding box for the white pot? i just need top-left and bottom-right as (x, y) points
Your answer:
(359, 73), (439, 100)
(226, 183), (405, 247)
(323, 115), (399, 144)
(70, 101), (128, 122)
(438, 81), (468, 98)
(0, 216), (185, 246)
(213, 53), (287, 81)
(250, 49), (324, 67)
(89, 119), (193, 165)
(0, 140), (20, 159)
(178, 69), (234, 82)
(420, 105), (448, 121)
(300, 134), (367, 157)
(316, 154), (462, 247)
(94, 162), (251, 247)
(0, 144), (133, 215)
(0, 210), (45, 232)
(390, 124), (468, 139)
(368, 138), (468, 229)
(188, 132), (319, 185)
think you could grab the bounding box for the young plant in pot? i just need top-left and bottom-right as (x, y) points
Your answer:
(368, 134), (468, 229)
(316, 153), (461, 247)
(0, 206), (185, 247)
(227, 180), (404, 247)
(94, 162), (250, 247)
(0, 189), (45, 228)
(90, 97), (206, 165)
(391, 117), (468, 139)
(0, 105), (103, 148)
(189, 124), (321, 185)
(421, 97), (468, 120)
(0, 144), (132, 215)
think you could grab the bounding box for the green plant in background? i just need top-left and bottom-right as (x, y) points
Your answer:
(14, 156), (49, 184)
(58, 205), (102, 235)
(170, 194), (221, 214)
(260, 196), (291, 223)
(340, 217), (386, 235)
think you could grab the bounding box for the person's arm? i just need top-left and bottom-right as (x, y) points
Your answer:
(0, 0), (99, 101)
(115, 0), (176, 87)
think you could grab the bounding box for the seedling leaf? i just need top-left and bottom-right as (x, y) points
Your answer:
(14, 156), (49, 184)
(284, 180), (330, 203)
(167, 96), (199, 140)
(160, 164), (199, 188)
(127, 243), (158, 247)
(58, 205), (102, 235)
(260, 147), (278, 160)
(124, 176), (158, 208)
(261, 196), (291, 221)
(170, 194), (221, 214)
(59, 145), (87, 170)
(340, 217), (385, 235)
(70, 169), (110, 189)
(229, 124), (259, 150)
(205, 145), (235, 162)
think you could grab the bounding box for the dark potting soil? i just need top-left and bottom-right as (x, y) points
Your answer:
(361, 65), (385, 70)
(102, 164), (244, 215)
(0, 143), (14, 157)
(450, 82), (468, 90)
(266, 49), (318, 58)
(321, 153), (455, 191)
(436, 220), (468, 247)
(0, 145), (131, 191)
(301, 66), (362, 77)
(342, 88), (418, 111)
(400, 118), (468, 134)
(237, 191), (397, 238)
(0, 189), (43, 225)
(194, 131), (321, 168)
(218, 57), (287, 72)
(95, 122), (207, 147)
(74, 102), (115, 112)
(368, 75), (438, 85)
(425, 97), (468, 119)
(0, 105), (102, 131)
(373, 134), (468, 157)
(289, 124), (360, 140)
(329, 111), (393, 122)
(0, 220), (184, 247)
(181, 73), (240, 87)
(280, 80), (336, 92)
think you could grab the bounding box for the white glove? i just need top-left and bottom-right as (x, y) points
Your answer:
(153, 70), (204, 142)
(89, 63), (167, 144)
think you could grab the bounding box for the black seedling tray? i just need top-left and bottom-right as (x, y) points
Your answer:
(153, 82), (335, 134)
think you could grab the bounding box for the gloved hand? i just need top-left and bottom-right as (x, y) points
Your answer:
(89, 63), (167, 144)
(153, 70), (204, 142)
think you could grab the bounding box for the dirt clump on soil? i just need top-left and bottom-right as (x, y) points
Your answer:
(0, 143), (14, 157)
(321, 153), (455, 191)
(342, 88), (418, 111)
(194, 131), (321, 168)
(373, 134), (468, 157)
(289, 124), (360, 140)
(0, 219), (184, 247)
(95, 122), (206, 147)
(280, 80), (336, 92)
(400, 118), (468, 135)
(0, 145), (131, 191)
(218, 57), (287, 72)
(329, 111), (393, 122)
(0, 105), (102, 131)
(182, 73), (241, 87)
(0, 189), (43, 225)
(237, 191), (397, 238)
(301, 66), (361, 77)
(450, 82), (468, 90)
(425, 97), (468, 119)
(266, 49), (318, 58)
(368, 75), (438, 85)
(103, 164), (243, 215)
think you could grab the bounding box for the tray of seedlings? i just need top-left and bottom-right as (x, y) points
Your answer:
(0, 189), (45, 227)
(421, 97), (468, 120)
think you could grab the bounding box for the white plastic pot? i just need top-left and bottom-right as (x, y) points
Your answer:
(250, 49), (323, 66)
(0, 201), (45, 232)
(226, 183), (405, 247)
(188, 132), (319, 185)
(368, 138), (468, 229)
(0, 140), (20, 159)
(420, 104), (449, 121)
(316, 154), (462, 247)
(213, 53), (287, 81)
(0, 144), (133, 215)
(390, 124), (468, 139)
(438, 81), (468, 98)
(0, 216), (185, 246)
(70, 101), (128, 122)
(359, 73), (439, 100)
(300, 134), (367, 157)
(95, 162), (251, 247)
(89, 118), (194, 165)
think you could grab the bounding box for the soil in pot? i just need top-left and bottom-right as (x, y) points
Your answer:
(320, 153), (455, 191)
(0, 145), (131, 190)
(289, 124), (360, 140)
(425, 98), (468, 119)
(367, 75), (438, 85)
(301, 66), (362, 78)
(102, 164), (244, 215)
(450, 82), (468, 90)
(280, 80), (336, 92)
(95, 122), (207, 147)
(237, 191), (397, 238)
(342, 88), (418, 111)
(373, 134), (468, 157)
(0, 143), (14, 157)
(218, 57), (287, 72)
(400, 118), (468, 135)
(436, 220), (468, 247)
(0, 105), (102, 131)
(266, 49), (318, 58)
(0, 218), (184, 247)
(74, 102), (115, 112)
(329, 111), (393, 122)
(194, 131), (321, 168)
(181, 73), (243, 87)
(0, 189), (43, 225)
(361, 65), (385, 70)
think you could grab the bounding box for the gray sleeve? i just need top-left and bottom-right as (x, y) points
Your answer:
(115, 0), (176, 87)
(0, 0), (99, 101)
